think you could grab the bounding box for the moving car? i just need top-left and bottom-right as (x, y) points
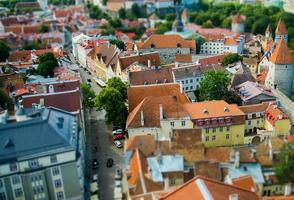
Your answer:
(106, 158), (113, 167)
(92, 159), (99, 169)
(113, 134), (124, 140)
(114, 140), (123, 148)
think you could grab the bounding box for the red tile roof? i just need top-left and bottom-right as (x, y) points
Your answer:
(275, 18), (287, 35)
(265, 103), (289, 126)
(160, 175), (259, 200)
(269, 39), (294, 65)
(231, 175), (256, 192)
(239, 102), (270, 113)
(127, 83), (190, 112)
(264, 196), (294, 200)
(224, 37), (239, 45)
(232, 14), (245, 24)
(136, 34), (195, 49)
(119, 52), (160, 71)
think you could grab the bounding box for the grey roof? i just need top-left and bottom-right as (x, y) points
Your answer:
(0, 107), (77, 164)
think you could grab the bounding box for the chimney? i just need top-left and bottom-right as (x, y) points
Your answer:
(234, 151), (240, 168)
(229, 194), (238, 200)
(164, 178), (169, 191)
(140, 110), (144, 126)
(159, 104), (163, 120)
(147, 59), (151, 68)
(284, 183), (292, 196)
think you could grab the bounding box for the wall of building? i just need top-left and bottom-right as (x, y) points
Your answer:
(127, 127), (161, 139)
(175, 75), (204, 93)
(232, 23), (244, 33)
(244, 118), (265, 133)
(160, 119), (193, 139)
(200, 41), (224, 55)
(163, 172), (184, 187)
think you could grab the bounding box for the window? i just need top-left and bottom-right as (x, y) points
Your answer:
(169, 178), (176, 186)
(54, 179), (62, 188)
(185, 87), (188, 90)
(28, 159), (39, 168)
(257, 120), (260, 125)
(219, 127), (223, 132)
(56, 191), (64, 200)
(226, 134), (230, 140)
(14, 188), (23, 197)
(190, 86), (193, 90)
(0, 192), (6, 200)
(212, 128), (216, 133)
(31, 174), (41, 182)
(205, 136), (209, 141)
(10, 163), (17, 172)
(50, 155), (57, 163)
(181, 121), (185, 126)
(181, 81), (184, 84)
(52, 167), (60, 176)
(170, 122), (174, 127)
(205, 128), (209, 133)
(185, 80), (188, 84)
(190, 79), (193, 83)
(248, 113), (252, 119)
(212, 135), (216, 141)
(12, 175), (20, 185)
(226, 127), (230, 131)
(248, 120), (251, 125)
(0, 180), (2, 188)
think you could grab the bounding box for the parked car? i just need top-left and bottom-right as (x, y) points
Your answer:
(94, 78), (106, 88)
(115, 168), (122, 180)
(112, 129), (123, 135)
(113, 134), (124, 140)
(106, 158), (113, 168)
(115, 180), (121, 188)
(114, 140), (123, 148)
(92, 159), (99, 169)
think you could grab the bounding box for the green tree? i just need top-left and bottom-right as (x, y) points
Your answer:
(165, 13), (176, 21)
(89, 4), (102, 19)
(81, 83), (96, 109)
(222, 53), (243, 66)
(22, 41), (41, 50)
(118, 8), (126, 19)
(37, 52), (58, 77)
(38, 24), (50, 33)
(274, 142), (294, 185)
(102, 0), (107, 5)
(0, 41), (10, 62)
(0, 89), (14, 111)
(109, 39), (125, 51)
(202, 20), (214, 28)
(95, 77), (128, 127)
(109, 18), (122, 28)
(199, 71), (230, 101)
(131, 3), (142, 18)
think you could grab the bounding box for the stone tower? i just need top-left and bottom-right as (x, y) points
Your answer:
(172, 8), (184, 32)
(275, 18), (288, 44)
(231, 14), (245, 33)
(265, 39), (294, 97)
(181, 9), (188, 24)
(37, 0), (48, 10)
(265, 25), (272, 40)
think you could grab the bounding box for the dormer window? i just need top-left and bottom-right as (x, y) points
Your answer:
(224, 107), (229, 112)
(177, 43), (181, 48)
(151, 43), (155, 48)
(203, 109), (208, 114)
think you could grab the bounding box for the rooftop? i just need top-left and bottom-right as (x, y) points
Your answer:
(269, 39), (294, 65)
(275, 18), (288, 35)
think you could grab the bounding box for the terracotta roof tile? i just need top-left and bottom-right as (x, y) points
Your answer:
(160, 175), (259, 200)
(269, 39), (294, 65)
(129, 66), (174, 86)
(175, 54), (192, 63)
(137, 34), (196, 49)
(194, 161), (222, 181)
(224, 37), (239, 45)
(126, 95), (190, 128)
(239, 102), (269, 113)
(182, 9), (188, 17)
(125, 135), (157, 156)
(119, 52), (160, 71)
(265, 103), (289, 126)
(232, 14), (245, 24)
(275, 18), (287, 35)
(231, 175), (256, 191)
(263, 195), (294, 200)
(127, 83), (190, 112)
(183, 100), (245, 119)
(15, 2), (40, 9)
(0, 17), (18, 26)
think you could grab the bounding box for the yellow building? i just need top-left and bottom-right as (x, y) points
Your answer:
(183, 100), (246, 147)
(264, 104), (291, 136)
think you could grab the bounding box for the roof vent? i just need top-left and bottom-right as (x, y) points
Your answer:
(243, 166), (247, 171)
(224, 107), (229, 112)
(4, 138), (14, 148)
(203, 109), (208, 114)
(57, 122), (63, 129)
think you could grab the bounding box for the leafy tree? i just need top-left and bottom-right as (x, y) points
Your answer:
(101, 25), (115, 35)
(81, 83), (96, 109)
(109, 39), (125, 51)
(131, 3), (145, 18)
(109, 18), (122, 28)
(0, 41), (10, 62)
(38, 24), (50, 33)
(165, 13), (176, 21)
(195, 36), (206, 54)
(89, 4), (102, 19)
(0, 89), (14, 111)
(202, 20), (214, 28)
(274, 142), (294, 185)
(199, 71), (230, 101)
(95, 77), (128, 127)
(118, 8), (126, 19)
(225, 90), (242, 106)
(37, 52), (58, 77)
(222, 53), (243, 66)
(102, 0), (107, 5)
(22, 41), (41, 50)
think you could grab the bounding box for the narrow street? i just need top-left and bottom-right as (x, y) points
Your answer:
(73, 53), (124, 200)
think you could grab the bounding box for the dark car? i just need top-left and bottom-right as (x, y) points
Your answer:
(113, 134), (125, 140)
(106, 158), (113, 168)
(92, 159), (99, 169)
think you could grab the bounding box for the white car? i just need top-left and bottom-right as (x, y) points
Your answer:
(114, 141), (123, 148)
(94, 78), (106, 87)
(112, 129), (123, 135)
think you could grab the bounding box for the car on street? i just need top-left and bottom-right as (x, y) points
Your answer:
(106, 158), (113, 168)
(94, 78), (106, 88)
(113, 134), (125, 140)
(115, 168), (122, 180)
(87, 79), (92, 82)
(114, 140), (123, 148)
(112, 129), (123, 135)
(92, 159), (99, 169)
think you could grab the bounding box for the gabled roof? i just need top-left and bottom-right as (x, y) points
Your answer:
(0, 107), (77, 164)
(160, 175), (259, 200)
(231, 14), (245, 24)
(265, 103), (289, 126)
(182, 9), (187, 17)
(275, 18), (287, 35)
(239, 102), (270, 113)
(269, 39), (294, 65)
(224, 37), (239, 45)
(231, 175), (256, 192)
(127, 95), (190, 128)
(136, 34), (195, 49)
(119, 52), (160, 71)
(127, 83), (190, 112)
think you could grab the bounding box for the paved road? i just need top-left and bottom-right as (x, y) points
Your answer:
(75, 55), (124, 200)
